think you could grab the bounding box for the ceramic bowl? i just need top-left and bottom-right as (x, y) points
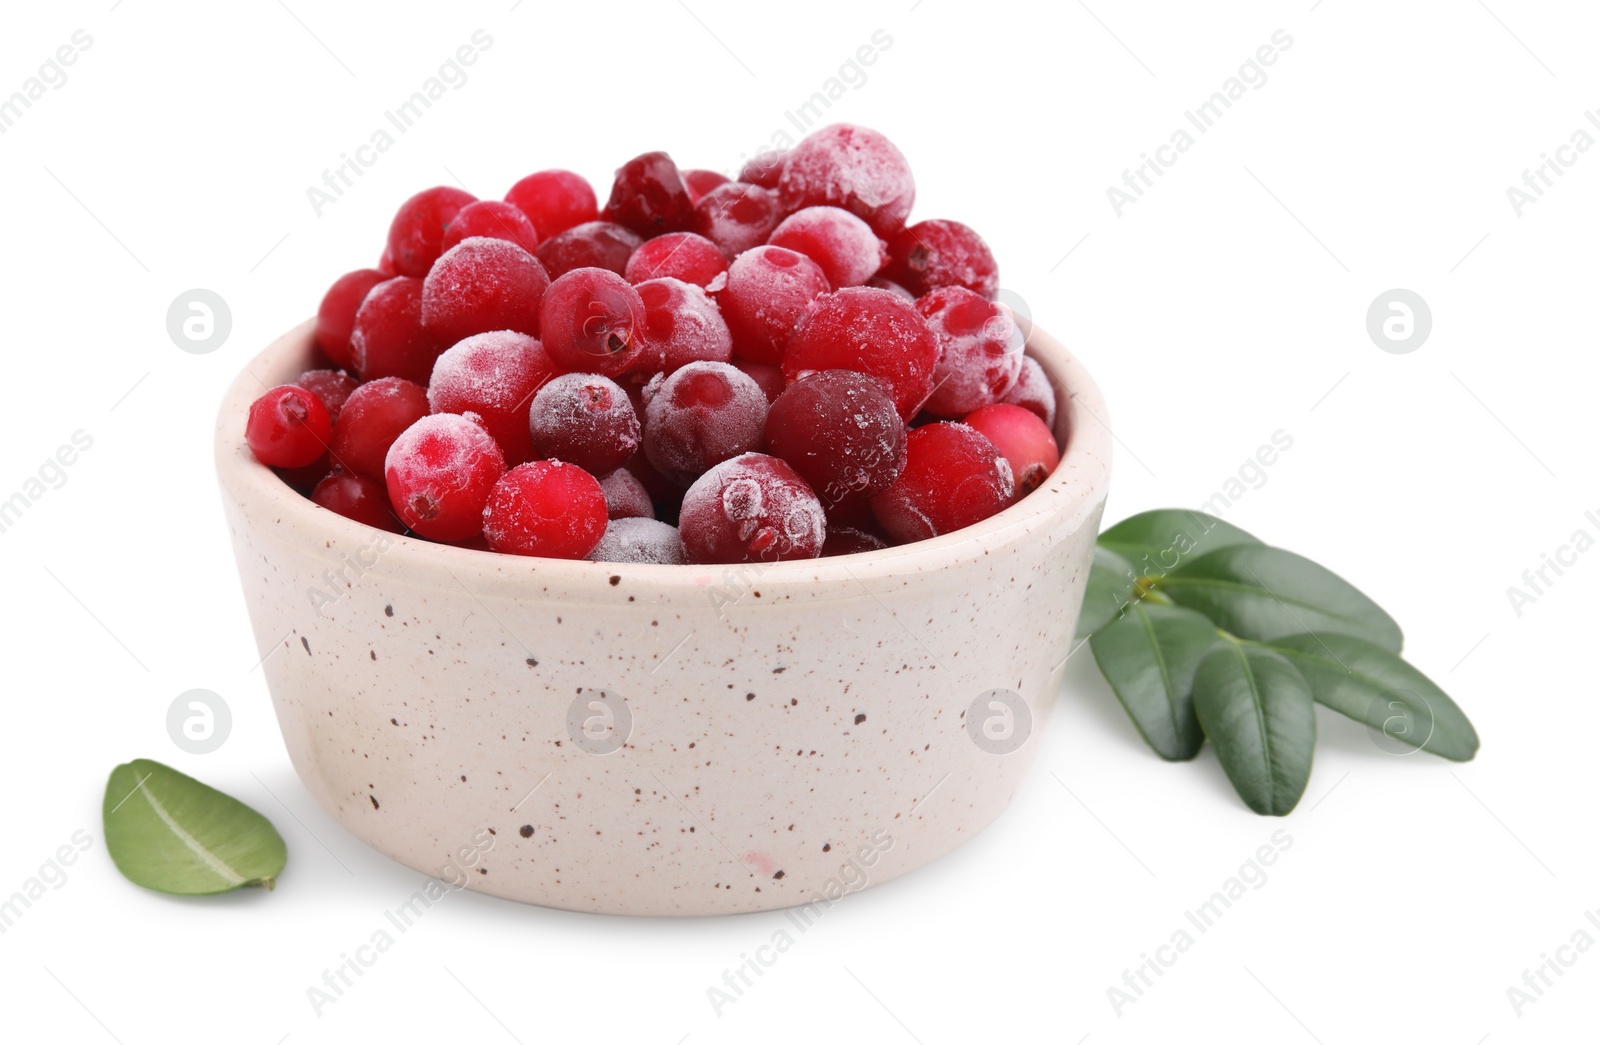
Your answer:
(214, 320), (1111, 916)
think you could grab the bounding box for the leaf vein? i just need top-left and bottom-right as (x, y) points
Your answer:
(139, 783), (248, 887)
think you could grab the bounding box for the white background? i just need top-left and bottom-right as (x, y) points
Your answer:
(1, 0), (1594, 1041)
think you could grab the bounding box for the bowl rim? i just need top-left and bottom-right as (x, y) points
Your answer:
(215, 319), (1112, 597)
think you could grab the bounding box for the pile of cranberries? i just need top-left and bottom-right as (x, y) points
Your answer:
(245, 124), (1065, 565)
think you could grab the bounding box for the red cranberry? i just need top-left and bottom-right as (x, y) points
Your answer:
(350, 276), (440, 384)
(693, 182), (782, 257)
(311, 472), (404, 532)
(421, 237), (550, 346)
(588, 517), (685, 564)
(247, 385), (331, 468)
(643, 361), (769, 485)
(715, 245), (829, 364)
(384, 186), (477, 278)
(295, 369), (360, 423)
(764, 370), (906, 508)
(535, 221), (644, 280)
(739, 153), (786, 189)
(623, 442), (680, 507)
(866, 276), (916, 302)
(822, 525), (888, 557)
(598, 467), (654, 520)
(385, 414), (506, 542)
(884, 219), (999, 300)
(784, 287), (939, 421)
(314, 269), (386, 369)
(777, 124), (914, 237)
(1000, 354), (1057, 430)
(767, 206), (885, 289)
(916, 286), (1023, 417)
(528, 373), (641, 475)
(505, 169), (597, 239)
(276, 458), (335, 494)
(331, 376), (431, 477)
(963, 403), (1060, 498)
(603, 152), (696, 236)
(626, 278), (733, 382)
(682, 169), (729, 204)
(441, 200), (541, 254)
(624, 232), (729, 288)
(731, 358), (785, 405)
(482, 461), (606, 559)
(428, 331), (556, 465)
(870, 423), (1013, 542)
(679, 453), (826, 564)
(540, 267), (646, 376)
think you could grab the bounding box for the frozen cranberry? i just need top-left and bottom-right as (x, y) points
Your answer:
(884, 219), (999, 300)
(428, 331), (556, 465)
(331, 376), (431, 478)
(679, 453), (825, 564)
(535, 221), (644, 280)
(963, 403), (1060, 498)
(866, 276), (915, 302)
(731, 358), (785, 405)
(870, 423), (1013, 543)
(540, 268), (646, 376)
(603, 152), (696, 236)
(528, 373), (641, 475)
(626, 278), (734, 382)
(441, 200), (541, 254)
(311, 472), (404, 533)
(822, 525), (888, 557)
(314, 268), (387, 369)
(385, 186), (477, 278)
(778, 124), (914, 237)
(589, 517), (686, 564)
(739, 153), (786, 189)
(385, 414), (506, 542)
(598, 467), (653, 520)
(784, 287), (939, 421)
(682, 169), (729, 204)
(1000, 354), (1057, 430)
(624, 232), (729, 288)
(767, 206), (885, 289)
(276, 458), (335, 494)
(482, 461), (606, 559)
(350, 277), (440, 384)
(644, 361), (768, 485)
(764, 370), (906, 508)
(506, 169), (598, 240)
(916, 286), (1023, 417)
(421, 237), (550, 346)
(247, 385), (331, 468)
(693, 182), (782, 257)
(715, 246), (829, 364)
(296, 369), (359, 423)
(623, 443), (679, 508)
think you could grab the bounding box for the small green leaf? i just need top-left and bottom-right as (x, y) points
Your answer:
(103, 759), (287, 895)
(1265, 633), (1479, 761)
(1193, 644), (1316, 816)
(1098, 509), (1261, 580)
(1090, 602), (1220, 760)
(1162, 545), (1403, 652)
(1076, 545), (1139, 638)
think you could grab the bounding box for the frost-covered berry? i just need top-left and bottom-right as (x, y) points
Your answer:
(384, 414), (506, 542)
(693, 182), (782, 257)
(777, 124), (915, 237)
(295, 369), (360, 423)
(441, 200), (541, 255)
(331, 376), (430, 478)
(598, 467), (654, 519)
(714, 245), (829, 364)
(428, 331), (557, 465)
(681, 169), (729, 204)
(588, 517), (686, 564)
(626, 277), (733, 382)
(679, 453), (825, 564)
(528, 372), (641, 476)
(766, 206), (885, 289)
(999, 354), (1057, 430)
(421, 237), (550, 346)
(643, 361), (769, 485)
(350, 276), (440, 384)
(916, 286), (1023, 417)
(764, 370), (906, 508)
(870, 423), (1013, 542)
(624, 232), (729, 288)
(535, 221), (644, 280)
(539, 267), (647, 376)
(784, 287), (939, 421)
(883, 219), (999, 300)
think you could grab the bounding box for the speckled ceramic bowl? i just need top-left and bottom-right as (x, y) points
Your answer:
(215, 319), (1111, 916)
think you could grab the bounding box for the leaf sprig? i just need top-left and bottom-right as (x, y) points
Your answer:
(1077, 510), (1479, 815)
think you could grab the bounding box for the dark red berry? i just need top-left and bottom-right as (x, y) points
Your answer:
(311, 472), (405, 532)
(777, 124), (914, 237)
(715, 245), (829, 364)
(441, 200), (541, 255)
(295, 369), (360, 423)
(643, 361), (768, 485)
(385, 186), (477, 278)
(682, 169), (730, 204)
(963, 403), (1060, 498)
(539, 267), (646, 376)
(421, 237), (550, 346)
(482, 461), (606, 559)
(331, 376), (430, 477)
(350, 276), (440, 384)
(679, 453), (826, 564)
(247, 385), (331, 468)
(739, 153), (786, 189)
(428, 331), (557, 465)
(870, 423), (1013, 542)
(765, 370), (906, 509)
(916, 286), (1023, 417)
(535, 221), (644, 280)
(693, 182), (782, 257)
(883, 219), (999, 300)
(506, 170), (598, 240)
(385, 414), (506, 542)
(528, 373), (641, 476)
(767, 206), (885, 289)
(784, 287), (939, 421)
(822, 525), (888, 557)
(603, 152), (696, 236)
(624, 232), (729, 288)
(315, 269), (387, 369)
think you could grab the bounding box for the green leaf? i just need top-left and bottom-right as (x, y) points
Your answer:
(1090, 602), (1220, 760)
(1076, 545), (1139, 638)
(1192, 644), (1316, 816)
(1265, 633), (1479, 761)
(1098, 509), (1261, 580)
(103, 759), (287, 895)
(1162, 545), (1403, 652)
